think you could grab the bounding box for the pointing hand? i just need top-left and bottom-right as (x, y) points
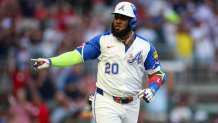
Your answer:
(31, 58), (51, 71)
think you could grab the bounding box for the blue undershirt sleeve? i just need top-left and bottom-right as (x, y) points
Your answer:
(76, 34), (102, 61)
(144, 43), (160, 70)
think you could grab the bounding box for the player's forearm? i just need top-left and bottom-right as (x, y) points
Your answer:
(50, 50), (83, 67)
(148, 70), (166, 93)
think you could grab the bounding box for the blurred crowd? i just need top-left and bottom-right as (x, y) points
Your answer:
(0, 0), (218, 123)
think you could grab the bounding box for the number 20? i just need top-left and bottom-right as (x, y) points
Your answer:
(105, 62), (119, 74)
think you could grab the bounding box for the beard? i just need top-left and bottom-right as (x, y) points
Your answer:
(111, 23), (131, 39)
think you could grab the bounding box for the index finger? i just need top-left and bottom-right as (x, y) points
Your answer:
(30, 59), (38, 61)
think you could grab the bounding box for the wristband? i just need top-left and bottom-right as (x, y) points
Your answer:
(48, 58), (52, 67)
(149, 82), (159, 94)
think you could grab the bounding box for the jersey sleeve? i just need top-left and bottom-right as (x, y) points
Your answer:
(144, 43), (161, 73)
(144, 43), (166, 92)
(76, 34), (102, 61)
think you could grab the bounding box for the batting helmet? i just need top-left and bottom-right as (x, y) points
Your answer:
(111, 2), (138, 29)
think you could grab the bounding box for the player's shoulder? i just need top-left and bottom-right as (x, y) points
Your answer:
(97, 31), (113, 42)
(102, 31), (112, 36)
(135, 33), (156, 50)
(88, 31), (112, 42)
(135, 33), (150, 44)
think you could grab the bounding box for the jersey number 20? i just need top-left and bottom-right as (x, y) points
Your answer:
(105, 62), (119, 74)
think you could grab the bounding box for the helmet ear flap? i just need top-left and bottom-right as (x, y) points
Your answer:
(129, 17), (137, 29)
(129, 4), (138, 29)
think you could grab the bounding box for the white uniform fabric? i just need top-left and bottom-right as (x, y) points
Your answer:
(92, 92), (140, 123)
(76, 32), (161, 123)
(97, 34), (160, 97)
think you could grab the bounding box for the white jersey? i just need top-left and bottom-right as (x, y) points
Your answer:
(76, 31), (161, 97)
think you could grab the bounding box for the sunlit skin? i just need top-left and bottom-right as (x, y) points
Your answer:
(112, 14), (132, 40)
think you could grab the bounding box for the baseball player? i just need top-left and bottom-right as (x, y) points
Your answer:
(31, 1), (166, 123)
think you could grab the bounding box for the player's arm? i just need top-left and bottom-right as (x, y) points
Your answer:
(138, 44), (166, 103)
(31, 34), (102, 70)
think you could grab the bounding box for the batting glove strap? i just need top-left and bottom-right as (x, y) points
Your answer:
(148, 82), (159, 94)
(48, 58), (52, 67)
(150, 87), (156, 95)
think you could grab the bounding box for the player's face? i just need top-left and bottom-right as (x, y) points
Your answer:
(113, 14), (129, 31)
(111, 14), (131, 38)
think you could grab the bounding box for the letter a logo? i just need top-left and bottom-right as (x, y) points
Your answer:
(118, 5), (125, 11)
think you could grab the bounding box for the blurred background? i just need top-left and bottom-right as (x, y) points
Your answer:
(0, 0), (218, 123)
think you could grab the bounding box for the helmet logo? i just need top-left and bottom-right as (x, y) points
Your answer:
(118, 5), (125, 11)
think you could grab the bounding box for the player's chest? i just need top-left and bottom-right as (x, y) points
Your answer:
(101, 40), (145, 65)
